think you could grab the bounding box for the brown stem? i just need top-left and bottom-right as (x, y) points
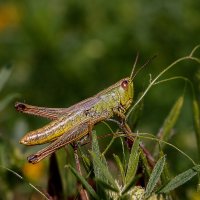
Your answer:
(72, 144), (90, 200)
(121, 122), (155, 168)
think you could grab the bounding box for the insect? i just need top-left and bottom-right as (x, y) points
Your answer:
(15, 55), (150, 164)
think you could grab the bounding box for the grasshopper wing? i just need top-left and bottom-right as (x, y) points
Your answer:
(27, 121), (89, 164)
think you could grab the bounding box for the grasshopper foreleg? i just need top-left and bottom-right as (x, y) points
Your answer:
(113, 109), (156, 167)
(113, 109), (132, 134)
(28, 122), (89, 164)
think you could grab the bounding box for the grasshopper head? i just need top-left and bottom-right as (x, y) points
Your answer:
(118, 77), (133, 110)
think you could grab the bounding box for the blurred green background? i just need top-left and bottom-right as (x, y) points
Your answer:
(0, 0), (200, 199)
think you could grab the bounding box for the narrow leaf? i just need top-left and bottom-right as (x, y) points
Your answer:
(78, 145), (91, 172)
(159, 150), (171, 184)
(91, 152), (119, 192)
(158, 96), (184, 142)
(95, 179), (119, 192)
(92, 131), (107, 179)
(125, 137), (140, 184)
(113, 154), (125, 184)
(159, 165), (200, 193)
(0, 165), (49, 199)
(92, 131), (101, 180)
(0, 65), (12, 93)
(67, 165), (99, 200)
(192, 98), (200, 191)
(120, 137), (127, 170)
(145, 155), (166, 198)
(140, 149), (152, 178)
(193, 99), (200, 161)
(122, 171), (141, 195)
(81, 153), (91, 173)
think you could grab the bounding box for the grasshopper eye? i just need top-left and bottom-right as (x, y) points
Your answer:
(121, 80), (128, 89)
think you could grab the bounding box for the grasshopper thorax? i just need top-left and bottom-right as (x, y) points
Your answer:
(118, 77), (133, 111)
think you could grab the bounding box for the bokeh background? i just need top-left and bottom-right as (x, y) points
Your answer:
(0, 0), (200, 199)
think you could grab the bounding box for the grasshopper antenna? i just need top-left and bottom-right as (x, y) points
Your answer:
(130, 54), (157, 81)
(130, 52), (139, 81)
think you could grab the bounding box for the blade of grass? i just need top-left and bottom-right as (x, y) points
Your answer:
(158, 96), (184, 142)
(90, 151), (119, 192)
(138, 133), (196, 165)
(145, 155), (166, 198)
(102, 136), (115, 156)
(193, 99), (200, 161)
(126, 44), (200, 120)
(125, 152), (140, 190)
(101, 121), (116, 156)
(92, 131), (108, 178)
(95, 179), (119, 193)
(159, 165), (200, 193)
(193, 99), (200, 191)
(125, 137), (140, 185)
(81, 153), (91, 173)
(120, 137), (127, 171)
(78, 145), (91, 173)
(0, 65), (12, 93)
(67, 165), (99, 200)
(113, 154), (125, 185)
(140, 148), (152, 177)
(159, 150), (171, 184)
(0, 165), (49, 200)
(122, 174), (142, 195)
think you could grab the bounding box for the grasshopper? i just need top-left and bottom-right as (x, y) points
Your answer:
(15, 55), (149, 164)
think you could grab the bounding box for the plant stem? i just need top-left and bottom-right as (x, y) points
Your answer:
(73, 144), (90, 200)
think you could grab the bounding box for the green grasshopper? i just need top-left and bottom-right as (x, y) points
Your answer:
(15, 55), (148, 164)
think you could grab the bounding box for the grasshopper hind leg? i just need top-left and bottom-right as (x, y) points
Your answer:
(28, 122), (89, 164)
(15, 102), (71, 120)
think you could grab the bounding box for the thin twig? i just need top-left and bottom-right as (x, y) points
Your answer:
(126, 45), (200, 119)
(73, 144), (90, 200)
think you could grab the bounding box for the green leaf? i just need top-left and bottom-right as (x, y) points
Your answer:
(192, 97), (200, 191)
(78, 143), (91, 173)
(120, 137), (127, 170)
(125, 137), (140, 185)
(95, 178), (119, 192)
(122, 174), (142, 195)
(159, 165), (200, 193)
(159, 150), (171, 184)
(145, 155), (166, 198)
(193, 99), (200, 161)
(81, 153), (91, 173)
(140, 148), (152, 178)
(0, 165), (49, 200)
(113, 154), (125, 185)
(90, 151), (119, 192)
(92, 131), (108, 179)
(67, 165), (99, 200)
(92, 131), (102, 180)
(158, 96), (184, 142)
(0, 65), (12, 93)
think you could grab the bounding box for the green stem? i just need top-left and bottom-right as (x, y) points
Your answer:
(126, 45), (200, 119)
